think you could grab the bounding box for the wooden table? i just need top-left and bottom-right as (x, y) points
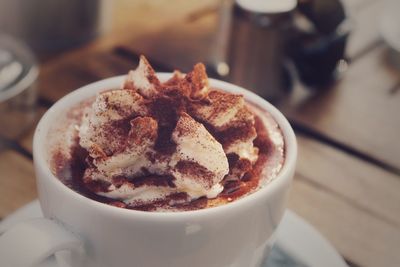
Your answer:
(1, 1), (399, 267)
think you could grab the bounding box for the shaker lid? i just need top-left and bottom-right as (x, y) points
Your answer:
(0, 35), (38, 102)
(236, 0), (297, 14)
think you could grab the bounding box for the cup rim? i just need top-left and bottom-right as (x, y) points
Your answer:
(33, 73), (297, 219)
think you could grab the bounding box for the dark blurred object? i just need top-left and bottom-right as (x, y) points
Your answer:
(288, 0), (351, 87)
(224, 0), (296, 102)
(0, 35), (38, 139)
(296, 0), (345, 34)
(0, 0), (111, 53)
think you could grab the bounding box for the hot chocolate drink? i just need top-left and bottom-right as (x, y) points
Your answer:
(48, 56), (285, 211)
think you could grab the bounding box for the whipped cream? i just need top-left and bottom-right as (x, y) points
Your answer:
(171, 113), (228, 198)
(78, 56), (261, 206)
(190, 90), (258, 164)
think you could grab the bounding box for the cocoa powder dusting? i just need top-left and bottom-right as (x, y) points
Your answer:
(148, 94), (185, 155)
(253, 116), (274, 155)
(54, 137), (126, 206)
(131, 175), (176, 188)
(50, 58), (284, 211)
(217, 123), (256, 149)
(54, 104), (275, 211)
(175, 160), (214, 188)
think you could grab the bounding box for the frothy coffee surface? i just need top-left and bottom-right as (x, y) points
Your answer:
(48, 56), (285, 211)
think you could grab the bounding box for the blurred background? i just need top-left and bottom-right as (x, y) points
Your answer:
(0, 1), (399, 267)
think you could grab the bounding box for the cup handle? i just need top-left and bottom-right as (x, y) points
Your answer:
(0, 218), (84, 267)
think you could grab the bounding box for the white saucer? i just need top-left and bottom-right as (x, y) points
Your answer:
(0, 201), (348, 267)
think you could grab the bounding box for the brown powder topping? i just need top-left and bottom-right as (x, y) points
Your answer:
(131, 175), (176, 188)
(58, 56), (284, 211)
(128, 117), (158, 145)
(226, 153), (252, 179)
(217, 122), (257, 149)
(175, 160), (214, 188)
(163, 70), (185, 87)
(148, 95), (182, 155)
(123, 55), (161, 94)
(196, 91), (243, 119)
(179, 63), (209, 99)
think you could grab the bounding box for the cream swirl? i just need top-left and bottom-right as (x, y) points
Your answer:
(78, 56), (260, 205)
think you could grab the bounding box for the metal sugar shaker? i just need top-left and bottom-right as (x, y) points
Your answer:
(225, 0), (297, 103)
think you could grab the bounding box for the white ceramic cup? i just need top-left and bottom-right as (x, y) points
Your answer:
(0, 74), (297, 267)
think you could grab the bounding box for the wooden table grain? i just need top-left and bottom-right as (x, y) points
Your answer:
(0, 1), (399, 267)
